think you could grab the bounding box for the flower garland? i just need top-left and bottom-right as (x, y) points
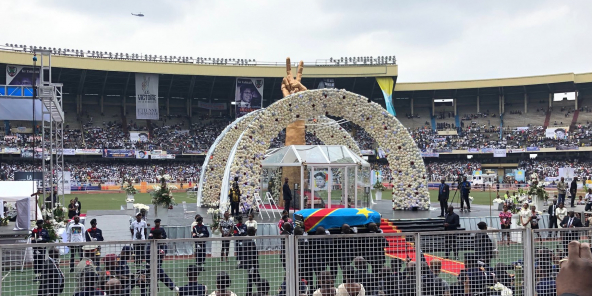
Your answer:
(206, 202), (228, 230)
(528, 181), (549, 202)
(151, 174), (178, 212)
(306, 116), (362, 156)
(229, 89), (429, 210)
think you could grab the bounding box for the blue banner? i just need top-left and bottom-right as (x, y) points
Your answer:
(421, 153), (440, 157)
(481, 148), (494, 153)
(515, 170), (525, 182)
(102, 149), (136, 158)
(526, 147), (540, 151)
(433, 148), (452, 153)
(468, 148), (479, 153)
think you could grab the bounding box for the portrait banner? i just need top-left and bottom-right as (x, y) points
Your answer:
(136, 150), (149, 159)
(545, 127), (567, 139)
(235, 78), (263, 118)
(493, 149), (507, 157)
(130, 131), (150, 142)
(135, 73), (159, 120)
(313, 169), (329, 192)
(102, 149), (135, 158)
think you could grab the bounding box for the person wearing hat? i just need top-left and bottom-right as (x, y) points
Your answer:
(31, 220), (50, 275)
(149, 219), (167, 239)
(66, 215), (87, 272)
(37, 247), (65, 296)
(86, 219), (104, 242)
(178, 264), (207, 296)
(140, 229), (177, 295)
(192, 215), (209, 269)
(130, 212), (148, 265)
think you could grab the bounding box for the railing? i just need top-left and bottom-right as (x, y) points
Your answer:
(1, 227), (588, 295)
(0, 44), (397, 67)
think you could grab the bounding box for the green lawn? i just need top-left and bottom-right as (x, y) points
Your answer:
(61, 192), (197, 214)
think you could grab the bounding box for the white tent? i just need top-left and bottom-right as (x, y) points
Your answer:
(0, 181), (43, 230)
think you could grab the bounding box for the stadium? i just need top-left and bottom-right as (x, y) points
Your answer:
(0, 11), (592, 296)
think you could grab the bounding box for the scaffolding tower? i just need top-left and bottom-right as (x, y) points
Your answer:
(35, 49), (65, 209)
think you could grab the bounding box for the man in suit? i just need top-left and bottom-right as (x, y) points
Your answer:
(548, 199), (559, 237)
(444, 206), (461, 259)
(560, 210), (583, 253)
(459, 177), (472, 212)
(283, 177), (292, 214)
(475, 222), (495, 266)
(38, 247), (65, 296)
(570, 177), (578, 208)
(438, 179), (450, 217)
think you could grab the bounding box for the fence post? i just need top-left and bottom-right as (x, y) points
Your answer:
(149, 239), (158, 296)
(287, 235), (296, 296)
(0, 246), (3, 295)
(415, 233), (422, 295)
(523, 229), (534, 296)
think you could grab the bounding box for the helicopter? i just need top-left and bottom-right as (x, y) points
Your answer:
(131, 13), (144, 17)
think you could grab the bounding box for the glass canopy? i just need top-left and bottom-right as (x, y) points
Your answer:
(262, 145), (370, 167)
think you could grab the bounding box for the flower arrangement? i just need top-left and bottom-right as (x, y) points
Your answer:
(123, 180), (138, 196)
(133, 203), (149, 211)
(373, 180), (386, 191)
(469, 196), (474, 202)
(268, 169), (283, 204)
(52, 203), (67, 223)
(207, 207), (222, 230)
(224, 89), (429, 211)
(492, 198), (504, 204)
(31, 204), (66, 242)
(151, 174), (177, 215)
(489, 282), (513, 295)
(528, 181), (549, 202)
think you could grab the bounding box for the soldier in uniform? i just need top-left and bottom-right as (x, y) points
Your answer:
(137, 229), (177, 295)
(74, 271), (103, 296)
(31, 220), (50, 276)
(149, 218), (167, 239)
(234, 216), (248, 269)
(229, 176), (241, 217)
(86, 219), (105, 242)
(38, 247), (64, 296)
(192, 216), (209, 269)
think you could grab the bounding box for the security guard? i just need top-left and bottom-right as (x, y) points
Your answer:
(229, 176), (241, 217)
(85, 219), (105, 242)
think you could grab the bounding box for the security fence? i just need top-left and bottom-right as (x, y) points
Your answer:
(0, 228), (589, 295)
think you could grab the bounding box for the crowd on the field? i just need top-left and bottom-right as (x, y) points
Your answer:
(0, 161), (201, 184)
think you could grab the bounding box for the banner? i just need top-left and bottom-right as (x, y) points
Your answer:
(317, 79), (335, 89)
(166, 149), (182, 155)
(481, 148), (494, 153)
(21, 148), (45, 159)
(468, 148), (479, 153)
(235, 78), (264, 118)
(183, 149), (206, 155)
(57, 172), (71, 195)
(135, 73), (159, 120)
(6, 65), (40, 85)
(376, 77), (396, 116)
(421, 153), (439, 158)
(433, 148), (452, 153)
(493, 149), (507, 157)
(526, 147), (540, 152)
(558, 168), (575, 180)
(556, 145), (579, 151)
(13, 172), (43, 181)
(197, 101), (227, 110)
(546, 127), (567, 139)
(52, 148), (76, 155)
(509, 149), (525, 153)
(376, 148), (386, 158)
(360, 150), (375, 156)
(136, 150), (149, 159)
(515, 170), (525, 182)
(516, 127), (529, 131)
(102, 149), (135, 158)
(151, 154), (175, 159)
(2, 148), (20, 154)
(75, 149), (102, 155)
(130, 131), (150, 142)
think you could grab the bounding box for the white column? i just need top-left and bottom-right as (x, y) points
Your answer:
(477, 96), (480, 113)
(549, 93), (553, 109)
(524, 93), (528, 114)
(300, 166), (304, 210)
(575, 91), (579, 110)
(354, 166), (358, 208)
(411, 98), (414, 115)
(344, 167), (348, 209)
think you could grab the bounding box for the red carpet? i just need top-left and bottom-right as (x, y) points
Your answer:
(380, 218), (464, 275)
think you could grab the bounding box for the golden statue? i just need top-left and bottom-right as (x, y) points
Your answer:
(281, 57), (307, 97)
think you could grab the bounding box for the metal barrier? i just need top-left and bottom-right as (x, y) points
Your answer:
(1, 228), (590, 295)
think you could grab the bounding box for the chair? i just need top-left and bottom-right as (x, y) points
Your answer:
(182, 201), (196, 219)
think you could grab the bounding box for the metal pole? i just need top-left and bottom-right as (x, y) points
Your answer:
(287, 235), (296, 296)
(489, 184), (492, 217)
(414, 233), (422, 295)
(523, 229), (534, 296)
(149, 239), (157, 296)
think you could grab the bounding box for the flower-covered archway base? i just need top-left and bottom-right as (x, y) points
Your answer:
(230, 89), (430, 210)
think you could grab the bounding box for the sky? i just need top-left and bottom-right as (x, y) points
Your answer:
(3, 0), (592, 82)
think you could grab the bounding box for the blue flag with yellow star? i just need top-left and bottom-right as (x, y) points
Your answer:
(295, 208), (381, 232)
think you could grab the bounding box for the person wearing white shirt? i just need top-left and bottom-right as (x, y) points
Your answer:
(556, 203), (568, 228)
(66, 215), (86, 272)
(245, 213), (257, 232)
(130, 212), (148, 264)
(518, 203), (532, 229)
(585, 189), (592, 211)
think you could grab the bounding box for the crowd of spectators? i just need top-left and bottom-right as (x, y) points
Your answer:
(0, 160), (201, 184)
(425, 160), (482, 182)
(518, 159), (592, 182)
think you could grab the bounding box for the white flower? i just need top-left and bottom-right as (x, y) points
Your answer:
(492, 198), (504, 203)
(156, 175), (162, 180)
(469, 196), (474, 201)
(133, 203), (149, 211)
(153, 185), (161, 191)
(169, 185), (178, 190)
(125, 198), (135, 203)
(163, 174), (171, 181)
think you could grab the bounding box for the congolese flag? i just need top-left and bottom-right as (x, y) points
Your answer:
(295, 208), (381, 232)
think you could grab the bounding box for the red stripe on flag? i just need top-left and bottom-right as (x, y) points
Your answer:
(304, 208), (338, 231)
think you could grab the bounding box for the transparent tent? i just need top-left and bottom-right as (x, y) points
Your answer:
(261, 145), (371, 209)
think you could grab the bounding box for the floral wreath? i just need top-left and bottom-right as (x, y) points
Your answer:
(228, 89), (429, 210)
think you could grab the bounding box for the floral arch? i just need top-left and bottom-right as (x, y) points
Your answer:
(197, 113), (360, 206)
(229, 89), (429, 210)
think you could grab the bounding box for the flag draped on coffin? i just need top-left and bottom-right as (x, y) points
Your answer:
(297, 208), (381, 232)
(376, 77), (396, 116)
